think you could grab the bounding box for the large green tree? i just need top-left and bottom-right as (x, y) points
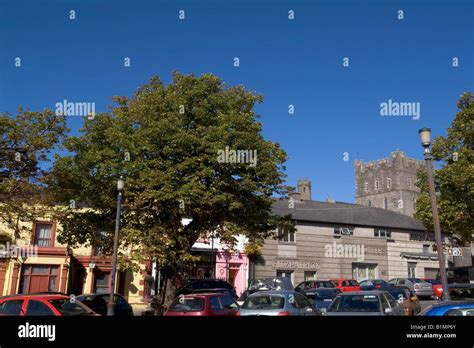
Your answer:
(414, 92), (474, 243)
(48, 72), (291, 307)
(0, 108), (67, 242)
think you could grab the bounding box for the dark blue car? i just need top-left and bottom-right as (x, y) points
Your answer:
(302, 288), (341, 310)
(420, 301), (474, 316)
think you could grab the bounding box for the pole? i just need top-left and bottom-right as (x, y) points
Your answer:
(107, 190), (122, 315)
(211, 233), (214, 278)
(423, 150), (450, 301)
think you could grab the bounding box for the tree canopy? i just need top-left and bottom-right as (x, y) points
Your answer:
(48, 72), (292, 295)
(0, 108), (67, 242)
(415, 92), (474, 243)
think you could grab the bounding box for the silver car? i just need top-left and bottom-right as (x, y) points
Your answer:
(388, 278), (434, 298)
(325, 291), (405, 316)
(239, 291), (320, 316)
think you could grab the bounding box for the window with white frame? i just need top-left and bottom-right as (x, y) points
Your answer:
(364, 182), (369, 193)
(374, 229), (391, 238)
(374, 180), (379, 190)
(387, 178), (392, 189)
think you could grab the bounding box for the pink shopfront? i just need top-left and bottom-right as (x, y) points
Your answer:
(189, 237), (249, 296)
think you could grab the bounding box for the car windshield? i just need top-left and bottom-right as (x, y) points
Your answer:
(408, 278), (426, 283)
(315, 281), (334, 288)
(168, 298), (204, 312)
(328, 295), (380, 312)
(387, 289), (407, 300)
(242, 295), (285, 310)
(424, 279), (441, 285)
(306, 290), (336, 300)
(48, 299), (93, 316)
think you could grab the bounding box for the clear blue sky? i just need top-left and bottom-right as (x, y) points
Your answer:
(1, 0), (473, 203)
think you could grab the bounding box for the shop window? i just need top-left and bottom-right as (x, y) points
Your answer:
(304, 271), (317, 281)
(93, 272), (110, 294)
(20, 265), (59, 293)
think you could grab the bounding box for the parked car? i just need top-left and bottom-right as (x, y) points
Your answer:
(164, 293), (239, 316)
(329, 279), (361, 292)
(75, 293), (133, 316)
(302, 288), (341, 310)
(0, 294), (97, 316)
(325, 291), (405, 316)
(248, 277), (294, 291)
(190, 288), (236, 299)
(422, 279), (443, 299)
(175, 279), (236, 298)
(419, 301), (474, 316)
(295, 280), (334, 292)
(237, 289), (261, 306)
(387, 278), (434, 298)
(238, 290), (320, 316)
(359, 279), (390, 290)
(379, 286), (421, 316)
(447, 283), (474, 300)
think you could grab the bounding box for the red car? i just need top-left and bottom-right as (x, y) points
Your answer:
(165, 293), (239, 316)
(329, 279), (361, 292)
(422, 279), (443, 299)
(0, 293), (98, 316)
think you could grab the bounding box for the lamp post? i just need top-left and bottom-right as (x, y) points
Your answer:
(418, 128), (450, 301)
(107, 177), (124, 316)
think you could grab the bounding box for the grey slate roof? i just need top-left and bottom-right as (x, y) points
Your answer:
(272, 198), (426, 231)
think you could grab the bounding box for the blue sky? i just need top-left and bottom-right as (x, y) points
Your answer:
(1, 0), (473, 203)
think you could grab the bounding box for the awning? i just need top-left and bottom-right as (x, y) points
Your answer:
(400, 252), (439, 260)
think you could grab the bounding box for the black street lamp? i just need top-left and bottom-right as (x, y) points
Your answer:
(418, 128), (450, 301)
(107, 177), (124, 316)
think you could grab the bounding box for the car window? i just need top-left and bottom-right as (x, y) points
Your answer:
(0, 300), (24, 315)
(327, 294), (380, 313)
(398, 279), (406, 285)
(331, 281), (339, 287)
(242, 295), (285, 310)
(295, 282), (305, 291)
(48, 299), (93, 316)
(210, 296), (222, 310)
(219, 295), (237, 309)
(445, 308), (474, 316)
(380, 295), (390, 311)
(168, 297), (204, 312)
(349, 280), (359, 286)
(295, 294), (311, 309)
(384, 293), (398, 308)
(388, 279), (397, 285)
(342, 281), (350, 286)
(26, 300), (55, 316)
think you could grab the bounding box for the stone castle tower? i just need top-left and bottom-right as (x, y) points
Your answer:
(354, 150), (425, 217)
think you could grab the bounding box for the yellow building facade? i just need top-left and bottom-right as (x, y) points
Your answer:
(0, 213), (150, 313)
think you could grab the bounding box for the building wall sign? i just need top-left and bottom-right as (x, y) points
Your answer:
(272, 260), (320, 270)
(365, 246), (387, 255)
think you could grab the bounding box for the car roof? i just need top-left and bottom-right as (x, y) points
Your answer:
(178, 293), (227, 298)
(248, 290), (295, 296)
(431, 300), (474, 307)
(0, 293), (69, 300)
(337, 290), (386, 296)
